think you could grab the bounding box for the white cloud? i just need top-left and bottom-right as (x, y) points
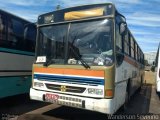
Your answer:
(126, 12), (160, 27)
(127, 12), (160, 22)
(0, 0), (54, 6)
(138, 38), (159, 44)
(128, 20), (160, 27)
(58, 0), (141, 8)
(142, 46), (158, 52)
(132, 30), (153, 35)
(135, 36), (159, 52)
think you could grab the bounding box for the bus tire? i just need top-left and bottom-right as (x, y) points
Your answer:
(122, 80), (130, 112)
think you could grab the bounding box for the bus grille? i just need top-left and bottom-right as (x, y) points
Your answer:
(34, 74), (104, 86)
(45, 83), (86, 93)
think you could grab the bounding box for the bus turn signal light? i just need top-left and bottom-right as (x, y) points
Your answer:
(105, 89), (113, 97)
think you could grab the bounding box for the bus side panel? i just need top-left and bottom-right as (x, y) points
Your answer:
(0, 51), (34, 71)
(0, 76), (32, 98)
(0, 52), (34, 98)
(156, 48), (160, 92)
(114, 55), (143, 112)
(114, 58), (130, 112)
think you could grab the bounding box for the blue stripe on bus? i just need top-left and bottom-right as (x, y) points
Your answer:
(0, 47), (34, 56)
(34, 74), (104, 85)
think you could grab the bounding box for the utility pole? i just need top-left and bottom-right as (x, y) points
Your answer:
(56, 5), (60, 10)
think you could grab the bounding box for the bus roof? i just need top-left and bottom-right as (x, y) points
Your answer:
(37, 3), (116, 25)
(0, 9), (30, 23)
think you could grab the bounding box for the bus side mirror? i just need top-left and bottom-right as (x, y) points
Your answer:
(151, 61), (155, 72)
(116, 52), (124, 66)
(119, 22), (127, 35)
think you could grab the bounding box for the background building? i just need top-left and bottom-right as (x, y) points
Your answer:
(144, 51), (156, 65)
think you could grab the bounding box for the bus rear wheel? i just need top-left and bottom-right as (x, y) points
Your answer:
(122, 90), (129, 112)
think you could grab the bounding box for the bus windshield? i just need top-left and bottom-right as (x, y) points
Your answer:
(37, 19), (113, 66)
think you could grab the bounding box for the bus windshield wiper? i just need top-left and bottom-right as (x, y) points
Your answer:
(69, 45), (90, 69)
(43, 58), (55, 67)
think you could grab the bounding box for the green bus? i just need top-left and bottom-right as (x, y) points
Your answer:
(0, 9), (36, 98)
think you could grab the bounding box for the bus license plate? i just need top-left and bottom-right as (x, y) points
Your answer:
(45, 93), (59, 102)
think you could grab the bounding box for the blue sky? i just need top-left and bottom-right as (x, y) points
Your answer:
(0, 0), (159, 52)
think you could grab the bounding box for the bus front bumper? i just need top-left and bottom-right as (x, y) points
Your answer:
(30, 88), (114, 114)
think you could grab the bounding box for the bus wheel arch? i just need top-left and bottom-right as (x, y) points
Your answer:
(138, 75), (144, 92)
(141, 75), (144, 86)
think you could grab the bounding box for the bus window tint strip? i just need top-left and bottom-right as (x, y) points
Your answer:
(0, 47), (34, 56)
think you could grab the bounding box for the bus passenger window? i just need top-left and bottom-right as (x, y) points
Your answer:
(8, 18), (24, 50)
(116, 23), (122, 52)
(0, 14), (7, 46)
(0, 15), (4, 40)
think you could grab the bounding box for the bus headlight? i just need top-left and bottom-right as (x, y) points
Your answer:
(34, 82), (44, 88)
(88, 88), (103, 95)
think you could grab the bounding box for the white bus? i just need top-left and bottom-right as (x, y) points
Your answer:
(155, 43), (160, 93)
(30, 3), (144, 114)
(0, 9), (36, 98)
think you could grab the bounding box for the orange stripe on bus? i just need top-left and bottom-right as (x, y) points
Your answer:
(124, 56), (138, 68)
(34, 67), (104, 77)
